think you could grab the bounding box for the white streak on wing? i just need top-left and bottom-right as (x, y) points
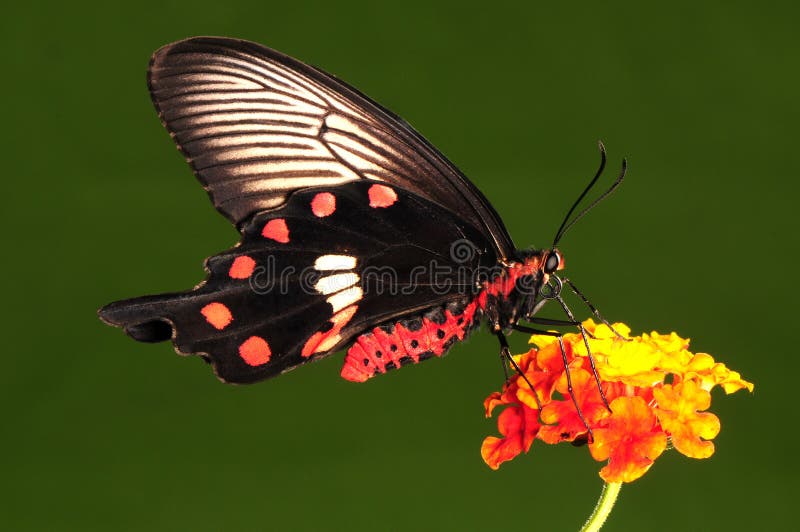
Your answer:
(240, 176), (355, 192)
(195, 146), (333, 165)
(179, 122), (320, 141)
(220, 159), (349, 177)
(173, 91), (326, 112)
(327, 143), (386, 174)
(317, 334), (342, 352)
(181, 111), (322, 128)
(327, 287), (363, 313)
(324, 129), (391, 167)
(177, 53), (329, 107)
(314, 273), (360, 295)
(173, 100), (324, 117)
(164, 72), (261, 88)
(314, 255), (357, 271)
(186, 134), (326, 151)
(323, 115), (407, 162)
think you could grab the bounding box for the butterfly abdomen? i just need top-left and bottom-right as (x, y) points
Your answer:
(340, 299), (482, 382)
(339, 256), (548, 382)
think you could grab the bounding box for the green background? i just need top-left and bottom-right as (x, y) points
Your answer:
(3, 1), (795, 530)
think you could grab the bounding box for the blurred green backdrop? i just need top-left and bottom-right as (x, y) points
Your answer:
(3, 1), (795, 530)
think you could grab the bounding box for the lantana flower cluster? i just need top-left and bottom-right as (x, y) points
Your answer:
(482, 319), (752, 483)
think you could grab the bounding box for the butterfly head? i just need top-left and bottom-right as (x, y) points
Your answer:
(543, 248), (565, 276)
(536, 247), (566, 302)
(516, 247), (564, 283)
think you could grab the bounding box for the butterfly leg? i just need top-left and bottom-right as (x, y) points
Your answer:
(524, 316), (598, 339)
(528, 295), (616, 412)
(519, 298), (611, 411)
(510, 324), (563, 336)
(526, 316), (582, 327)
(496, 331), (543, 409)
(562, 277), (626, 340)
(551, 297), (612, 412)
(511, 324), (596, 439)
(500, 353), (511, 383)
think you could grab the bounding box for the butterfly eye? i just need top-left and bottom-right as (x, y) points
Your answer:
(544, 252), (561, 274)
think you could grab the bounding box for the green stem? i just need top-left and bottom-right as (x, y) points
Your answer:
(579, 482), (622, 532)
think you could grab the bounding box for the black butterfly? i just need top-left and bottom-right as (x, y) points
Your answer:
(99, 37), (625, 389)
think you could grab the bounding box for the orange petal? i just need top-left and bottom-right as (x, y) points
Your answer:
(484, 392), (505, 417)
(682, 353), (754, 394)
(654, 380), (721, 459)
(515, 367), (560, 410)
(481, 407), (524, 469)
(481, 435), (522, 470)
(589, 396), (667, 483)
(481, 404), (540, 469)
(538, 369), (610, 444)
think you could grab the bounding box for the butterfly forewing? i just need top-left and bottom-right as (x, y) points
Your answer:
(148, 37), (515, 258)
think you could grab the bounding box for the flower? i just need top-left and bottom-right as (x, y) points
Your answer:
(481, 319), (752, 483)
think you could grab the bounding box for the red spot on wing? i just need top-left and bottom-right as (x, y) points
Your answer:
(311, 192), (336, 217)
(229, 256), (256, 279)
(368, 184), (398, 208)
(200, 302), (233, 330)
(239, 336), (272, 366)
(262, 218), (290, 243)
(301, 305), (358, 358)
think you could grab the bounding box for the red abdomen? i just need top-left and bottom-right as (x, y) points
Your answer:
(340, 299), (481, 382)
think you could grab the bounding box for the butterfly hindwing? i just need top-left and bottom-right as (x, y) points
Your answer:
(99, 181), (498, 383)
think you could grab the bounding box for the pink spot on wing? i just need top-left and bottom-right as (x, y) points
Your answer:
(368, 184), (398, 208)
(239, 336), (272, 366)
(201, 302), (233, 330)
(311, 192), (336, 217)
(301, 305), (359, 358)
(262, 218), (290, 243)
(228, 256), (256, 279)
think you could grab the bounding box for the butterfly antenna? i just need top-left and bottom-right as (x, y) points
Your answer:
(554, 151), (627, 246)
(553, 141), (607, 247)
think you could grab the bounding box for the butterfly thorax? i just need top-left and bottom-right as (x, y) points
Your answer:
(476, 251), (546, 330)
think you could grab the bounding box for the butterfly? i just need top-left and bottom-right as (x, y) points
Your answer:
(98, 37), (625, 388)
